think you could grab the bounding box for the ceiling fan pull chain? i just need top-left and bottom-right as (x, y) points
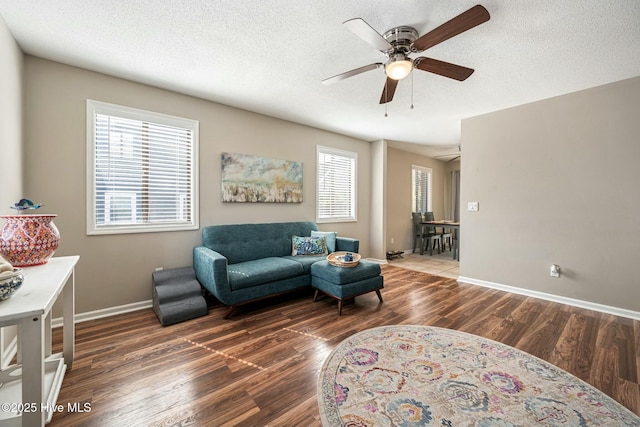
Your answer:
(411, 72), (415, 109)
(384, 79), (388, 117)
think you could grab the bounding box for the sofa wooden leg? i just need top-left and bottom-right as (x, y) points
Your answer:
(223, 305), (235, 319)
(313, 290), (319, 302)
(338, 300), (343, 316)
(376, 289), (383, 303)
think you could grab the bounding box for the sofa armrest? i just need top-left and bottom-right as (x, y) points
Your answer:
(336, 237), (359, 253)
(193, 246), (232, 304)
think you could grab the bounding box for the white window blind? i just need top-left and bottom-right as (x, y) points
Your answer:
(317, 146), (357, 222)
(412, 165), (432, 213)
(87, 100), (199, 234)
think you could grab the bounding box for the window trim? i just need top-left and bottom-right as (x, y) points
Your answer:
(316, 145), (357, 223)
(86, 99), (199, 235)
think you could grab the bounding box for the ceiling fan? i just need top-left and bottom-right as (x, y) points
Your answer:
(322, 5), (490, 104)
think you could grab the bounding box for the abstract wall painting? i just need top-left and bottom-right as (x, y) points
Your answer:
(221, 152), (303, 203)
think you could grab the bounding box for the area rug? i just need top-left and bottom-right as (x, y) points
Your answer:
(318, 325), (640, 426)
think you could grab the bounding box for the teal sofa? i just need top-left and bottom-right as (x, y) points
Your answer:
(193, 221), (359, 318)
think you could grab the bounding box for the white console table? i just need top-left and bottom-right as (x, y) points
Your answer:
(0, 256), (78, 427)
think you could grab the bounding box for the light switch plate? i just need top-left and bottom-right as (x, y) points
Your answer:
(468, 202), (479, 212)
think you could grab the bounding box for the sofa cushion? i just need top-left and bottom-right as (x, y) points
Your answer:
(291, 235), (328, 256)
(282, 254), (326, 273)
(311, 231), (337, 253)
(228, 257), (304, 290)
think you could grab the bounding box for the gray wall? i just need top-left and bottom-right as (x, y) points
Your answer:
(22, 56), (373, 315)
(460, 76), (640, 312)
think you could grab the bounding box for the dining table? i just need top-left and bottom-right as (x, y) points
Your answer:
(421, 220), (460, 260)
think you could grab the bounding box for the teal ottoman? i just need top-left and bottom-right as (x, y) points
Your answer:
(311, 260), (383, 315)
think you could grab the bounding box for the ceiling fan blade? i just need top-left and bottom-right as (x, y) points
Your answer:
(414, 57), (474, 81)
(379, 78), (399, 104)
(344, 18), (393, 52)
(322, 63), (383, 85)
(412, 5), (490, 52)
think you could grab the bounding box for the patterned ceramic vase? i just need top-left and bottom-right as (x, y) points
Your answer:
(0, 214), (60, 267)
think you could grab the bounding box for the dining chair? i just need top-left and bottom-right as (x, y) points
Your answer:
(414, 212), (442, 255)
(412, 212), (426, 254)
(425, 211), (453, 252)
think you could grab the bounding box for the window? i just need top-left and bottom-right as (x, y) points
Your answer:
(104, 191), (137, 224)
(317, 146), (357, 222)
(411, 165), (432, 213)
(87, 100), (199, 234)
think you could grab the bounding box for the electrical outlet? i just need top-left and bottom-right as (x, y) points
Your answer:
(550, 264), (560, 278)
(468, 201), (479, 212)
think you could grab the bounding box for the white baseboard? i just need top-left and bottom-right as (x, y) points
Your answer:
(52, 300), (153, 328)
(458, 276), (640, 321)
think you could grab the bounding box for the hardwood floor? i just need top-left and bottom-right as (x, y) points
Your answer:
(49, 265), (639, 426)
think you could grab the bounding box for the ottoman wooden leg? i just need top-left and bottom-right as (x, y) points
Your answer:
(338, 299), (343, 316)
(313, 289), (320, 302)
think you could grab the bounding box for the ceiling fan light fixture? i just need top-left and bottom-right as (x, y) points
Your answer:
(385, 56), (413, 80)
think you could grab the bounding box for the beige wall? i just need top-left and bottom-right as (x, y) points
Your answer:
(386, 146), (448, 253)
(460, 76), (640, 312)
(0, 15), (22, 367)
(369, 140), (387, 260)
(23, 56), (373, 314)
(0, 15), (23, 204)
(444, 160), (460, 220)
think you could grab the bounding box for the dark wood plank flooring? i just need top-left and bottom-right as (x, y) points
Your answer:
(49, 265), (639, 426)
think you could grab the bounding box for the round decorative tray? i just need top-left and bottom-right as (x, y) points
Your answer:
(327, 251), (361, 268)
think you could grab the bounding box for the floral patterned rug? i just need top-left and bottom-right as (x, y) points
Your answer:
(318, 325), (640, 426)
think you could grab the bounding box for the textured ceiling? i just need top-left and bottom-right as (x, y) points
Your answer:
(1, 0), (639, 157)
